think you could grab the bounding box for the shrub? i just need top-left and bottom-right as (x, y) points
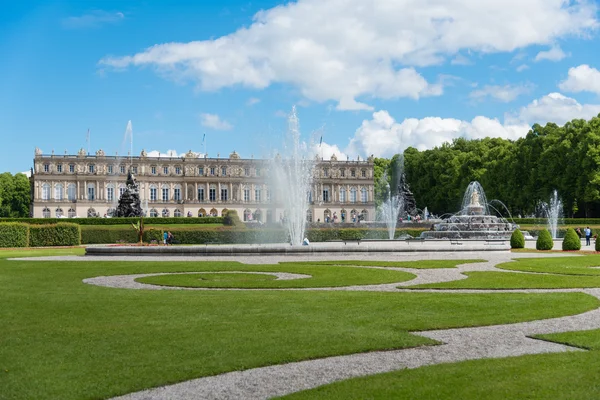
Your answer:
(596, 234), (600, 252)
(0, 223), (29, 248)
(510, 229), (525, 249)
(536, 229), (553, 251)
(29, 223), (81, 247)
(0, 217), (224, 226)
(562, 228), (581, 251)
(81, 227), (138, 244)
(223, 210), (244, 227)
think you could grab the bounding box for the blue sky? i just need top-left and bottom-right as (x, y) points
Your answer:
(2, 0), (600, 174)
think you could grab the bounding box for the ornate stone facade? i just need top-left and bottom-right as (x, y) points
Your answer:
(30, 149), (376, 222)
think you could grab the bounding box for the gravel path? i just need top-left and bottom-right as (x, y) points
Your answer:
(19, 251), (598, 400)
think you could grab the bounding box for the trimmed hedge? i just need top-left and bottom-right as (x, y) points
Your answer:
(596, 235), (600, 252)
(80, 227), (427, 245)
(510, 230), (525, 249)
(0, 223), (29, 248)
(29, 223), (81, 247)
(536, 229), (554, 251)
(562, 228), (581, 251)
(0, 217), (224, 226)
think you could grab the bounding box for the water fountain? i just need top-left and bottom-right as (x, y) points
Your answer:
(115, 171), (143, 217)
(270, 107), (314, 245)
(537, 190), (563, 239)
(420, 181), (523, 240)
(378, 178), (404, 240)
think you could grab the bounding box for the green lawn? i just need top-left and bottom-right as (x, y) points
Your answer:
(279, 259), (483, 269)
(278, 351), (600, 400)
(136, 264), (415, 288)
(536, 328), (600, 350)
(0, 247), (85, 258)
(1, 258), (597, 400)
(408, 271), (600, 289)
(498, 256), (600, 276)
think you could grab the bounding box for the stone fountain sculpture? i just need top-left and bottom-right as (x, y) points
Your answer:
(420, 181), (525, 240)
(115, 171), (144, 217)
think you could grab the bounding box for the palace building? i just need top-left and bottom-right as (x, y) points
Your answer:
(30, 148), (376, 223)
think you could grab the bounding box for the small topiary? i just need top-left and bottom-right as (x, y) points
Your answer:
(562, 228), (581, 251)
(595, 235), (600, 252)
(510, 229), (525, 249)
(536, 229), (553, 251)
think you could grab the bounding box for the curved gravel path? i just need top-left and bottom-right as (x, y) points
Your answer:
(24, 251), (597, 400)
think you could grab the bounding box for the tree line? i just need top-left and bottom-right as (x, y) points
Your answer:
(0, 173), (30, 217)
(379, 114), (600, 218)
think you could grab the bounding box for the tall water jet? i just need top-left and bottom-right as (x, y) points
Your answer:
(378, 175), (404, 240)
(538, 190), (563, 239)
(270, 107), (314, 245)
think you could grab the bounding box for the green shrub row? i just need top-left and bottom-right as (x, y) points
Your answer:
(0, 222), (81, 247)
(81, 227), (428, 244)
(0, 217), (224, 226)
(0, 223), (29, 247)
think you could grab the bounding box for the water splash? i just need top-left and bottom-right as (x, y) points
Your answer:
(538, 190), (563, 239)
(270, 107), (314, 245)
(460, 181), (490, 215)
(378, 176), (404, 240)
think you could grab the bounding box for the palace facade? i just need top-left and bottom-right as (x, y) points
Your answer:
(30, 148), (376, 223)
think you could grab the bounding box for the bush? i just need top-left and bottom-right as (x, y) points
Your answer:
(595, 234), (600, 252)
(562, 228), (581, 251)
(510, 229), (525, 249)
(0, 223), (29, 248)
(81, 227), (138, 244)
(29, 223), (81, 247)
(223, 210), (244, 228)
(536, 229), (553, 251)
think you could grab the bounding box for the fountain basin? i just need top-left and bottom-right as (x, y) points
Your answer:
(85, 240), (510, 256)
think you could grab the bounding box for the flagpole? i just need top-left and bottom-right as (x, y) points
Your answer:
(87, 129), (90, 155)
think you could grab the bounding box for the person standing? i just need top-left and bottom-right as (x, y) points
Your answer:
(585, 226), (592, 246)
(163, 231), (168, 245)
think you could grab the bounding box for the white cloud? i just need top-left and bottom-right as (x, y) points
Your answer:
(346, 93), (600, 158)
(311, 142), (349, 161)
(246, 97), (261, 106)
(450, 54), (472, 65)
(62, 10), (124, 29)
(99, 0), (598, 110)
(508, 92), (600, 126)
(516, 64), (529, 72)
(469, 83), (533, 102)
(200, 113), (233, 130)
(558, 64), (600, 95)
(534, 45), (567, 62)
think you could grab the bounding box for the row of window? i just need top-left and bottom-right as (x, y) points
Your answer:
(322, 168), (367, 178)
(40, 183), (370, 203)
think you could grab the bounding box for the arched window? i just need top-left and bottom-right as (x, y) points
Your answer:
(306, 209), (312, 222)
(361, 209), (368, 221)
(54, 183), (63, 201)
(209, 184), (216, 202)
(339, 187), (346, 203)
(161, 184), (170, 202)
(243, 186), (250, 202)
(162, 208), (170, 217)
(42, 183), (51, 200)
(174, 209), (182, 217)
(87, 208), (96, 217)
(324, 209), (331, 222)
(341, 208), (347, 222)
(67, 183), (76, 201)
(209, 208), (218, 217)
(55, 208), (63, 218)
(68, 208), (76, 218)
(351, 209), (357, 222)
(149, 208), (158, 217)
(106, 183), (115, 202)
(42, 207), (51, 218)
(254, 209), (262, 222)
(243, 209), (252, 221)
(350, 187), (357, 203)
(361, 187), (368, 203)
(198, 208), (206, 217)
(221, 208), (228, 217)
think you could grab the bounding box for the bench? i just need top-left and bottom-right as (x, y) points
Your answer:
(450, 239), (463, 245)
(343, 239), (361, 245)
